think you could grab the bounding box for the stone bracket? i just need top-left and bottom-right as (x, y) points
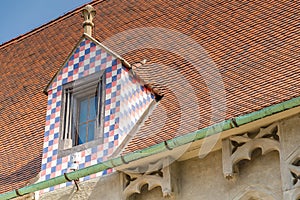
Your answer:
(280, 147), (300, 199)
(122, 157), (178, 199)
(222, 123), (280, 180)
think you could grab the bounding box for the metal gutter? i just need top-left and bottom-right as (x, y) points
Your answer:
(1, 96), (300, 199)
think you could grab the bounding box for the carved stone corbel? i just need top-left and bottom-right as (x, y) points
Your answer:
(122, 157), (178, 199)
(222, 123), (280, 179)
(281, 148), (300, 200)
(277, 116), (300, 199)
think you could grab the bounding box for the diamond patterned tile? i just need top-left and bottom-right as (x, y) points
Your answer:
(40, 37), (154, 193)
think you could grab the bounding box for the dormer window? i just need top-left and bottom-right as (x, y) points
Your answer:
(40, 5), (158, 188)
(59, 71), (105, 155)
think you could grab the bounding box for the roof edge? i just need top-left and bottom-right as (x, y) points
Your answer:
(84, 33), (131, 68)
(1, 95), (300, 199)
(43, 33), (132, 94)
(44, 33), (162, 99)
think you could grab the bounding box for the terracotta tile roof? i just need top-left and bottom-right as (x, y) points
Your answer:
(0, 0), (299, 193)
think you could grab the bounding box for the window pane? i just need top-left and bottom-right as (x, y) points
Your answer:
(88, 121), (95, 142)
(78, 124), (87, 145)
(89, 95), (97, 120)
(79, 99), (88, 123)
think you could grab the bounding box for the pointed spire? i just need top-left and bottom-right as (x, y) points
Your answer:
(82, 5), (96, 36)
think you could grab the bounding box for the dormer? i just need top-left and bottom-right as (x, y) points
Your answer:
(40, 5), (158, 193)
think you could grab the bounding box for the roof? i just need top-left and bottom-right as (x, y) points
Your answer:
(0, 0), (299, 193)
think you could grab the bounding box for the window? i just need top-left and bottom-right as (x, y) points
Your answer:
(77, 93), (98, 145)
(59, 72), (105, 155)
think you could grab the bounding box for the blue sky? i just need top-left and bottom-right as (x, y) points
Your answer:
(0, 0), (92, 44)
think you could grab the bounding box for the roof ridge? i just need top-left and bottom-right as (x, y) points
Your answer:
(0, 0), (104, 49)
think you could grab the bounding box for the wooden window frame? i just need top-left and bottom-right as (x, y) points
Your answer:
(58, 71), (106, 157)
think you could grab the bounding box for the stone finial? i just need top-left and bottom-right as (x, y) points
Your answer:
(82, 5), (96, 36)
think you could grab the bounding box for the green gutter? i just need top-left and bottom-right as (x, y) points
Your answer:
(1, 96), (300, 199)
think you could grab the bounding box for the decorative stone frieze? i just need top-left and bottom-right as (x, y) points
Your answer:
(222, 123), (280, 179)
(281, 148), (300, 200)
(278, 116), (300, 200)
(122, 157), (178, 199)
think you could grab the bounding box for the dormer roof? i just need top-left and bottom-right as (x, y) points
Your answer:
(44, 33), (131, 94)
